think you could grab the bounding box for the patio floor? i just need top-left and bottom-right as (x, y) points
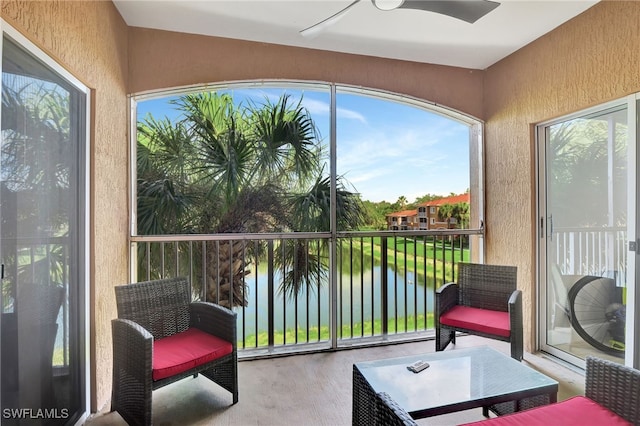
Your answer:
(86, 335), (585, 425)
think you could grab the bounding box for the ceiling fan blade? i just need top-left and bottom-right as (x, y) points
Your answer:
(300, 0), (361, 37)
(398, 0), (500, 24)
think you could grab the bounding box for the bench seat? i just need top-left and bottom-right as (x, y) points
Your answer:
(439, 305), (510, 338)
(460, 396), (632, 426)
(153, 328), (233, 381)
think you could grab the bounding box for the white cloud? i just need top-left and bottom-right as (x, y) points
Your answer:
(297, 97), (367, 124)
(300, 98), (330, 115)
(337, 107), (367, 123)
(336, 124), (469, 202)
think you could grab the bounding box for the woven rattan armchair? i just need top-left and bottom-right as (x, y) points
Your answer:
(111, 277), (238, 426)
(435, 263), (523, 361)
(584, 356), (640, 424)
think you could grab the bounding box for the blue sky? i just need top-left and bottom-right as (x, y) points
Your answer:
(137, 87), (470, 204)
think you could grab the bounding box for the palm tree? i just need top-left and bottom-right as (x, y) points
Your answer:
(137, 92), (364, 307)
(2, 79), (72, 301)
(437, 203), (454, 226)
(453, 202), (470, 229)
(396, 195), (407, 210)
(549, 120), (627, 228)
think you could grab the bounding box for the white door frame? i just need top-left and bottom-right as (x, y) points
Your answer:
(536, 96), (637, 368)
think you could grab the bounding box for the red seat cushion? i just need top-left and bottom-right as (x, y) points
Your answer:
(440, 305), (510, 338)
(460, 396), (632, 426)
(152, 327), (233, 381)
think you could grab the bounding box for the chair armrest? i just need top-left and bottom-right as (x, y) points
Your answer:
(508, 290), (522, 315)
(508, 290), (523, 328)
(111, 318), (153, 382)
(190, 301), (237, 345)
(508, 290), (523, 361)
(436, 282), (459, 317)
(375, 392), (418, 426)
(586, 356), (640, 424)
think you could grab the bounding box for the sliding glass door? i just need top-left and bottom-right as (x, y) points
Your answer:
(539, 99), (636, 367)
(1, 30), (88, 425)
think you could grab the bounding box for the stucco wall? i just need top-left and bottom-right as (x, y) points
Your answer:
(128, 27), (485, 120)
(1, 0), (130, 412)
(483, 0), (640, 352)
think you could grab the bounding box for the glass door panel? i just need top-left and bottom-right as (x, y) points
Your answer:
(542, 105), (630, 364)
(1, 35), (87, 424)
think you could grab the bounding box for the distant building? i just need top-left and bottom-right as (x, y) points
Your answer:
(386, 193), (470, 231)
(386, 209), (418, 230)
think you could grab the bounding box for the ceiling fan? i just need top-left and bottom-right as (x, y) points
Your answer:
(300, 0), (501, 37)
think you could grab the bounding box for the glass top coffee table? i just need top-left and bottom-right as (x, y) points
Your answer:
(352, 346), (558, 425)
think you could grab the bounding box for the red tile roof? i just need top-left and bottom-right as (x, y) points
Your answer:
(419, 193), (469, 207)
(387, 209), (418, 218)
(385, 194), (470, 218)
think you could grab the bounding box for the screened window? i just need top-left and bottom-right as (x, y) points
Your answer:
(133, 83), (479, 237)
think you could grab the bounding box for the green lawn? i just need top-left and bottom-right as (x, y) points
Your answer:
(339, 236), (470, 287)
(241, 312), (436, 347)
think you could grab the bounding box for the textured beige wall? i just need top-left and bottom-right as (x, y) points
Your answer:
(1, 0), (130, 412)
(484, 0), (640, 352)
(128, 27), (485, 120)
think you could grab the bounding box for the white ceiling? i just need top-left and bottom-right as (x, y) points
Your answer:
(113, 0), (599, 70)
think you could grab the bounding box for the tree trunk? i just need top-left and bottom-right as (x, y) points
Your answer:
(205, 240), (249, 308)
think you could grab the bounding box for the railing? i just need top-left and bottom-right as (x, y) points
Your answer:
(552, 226), (627, 285)
(131, 229), (482, 357)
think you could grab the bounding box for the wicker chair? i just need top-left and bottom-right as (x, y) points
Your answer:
(111, 277), (238, 426)
(435, 263), (523, 361)
(584, 355), (640, 424)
